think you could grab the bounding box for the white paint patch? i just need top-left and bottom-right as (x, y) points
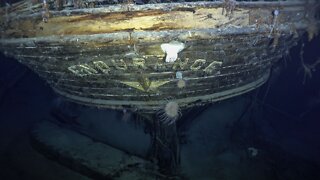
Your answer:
(161, 41), (185, 63)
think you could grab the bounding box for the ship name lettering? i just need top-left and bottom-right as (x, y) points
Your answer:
(68, 64), (98, 77)
(68, 58), (222, 76)
(190, 59), (206, 71)
(112, 59), (128, 71)
(93, 61), (110, 74)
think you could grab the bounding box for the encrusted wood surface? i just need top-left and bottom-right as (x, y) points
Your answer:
(0, 1), (308, 38)
(0, 1), (316, 111)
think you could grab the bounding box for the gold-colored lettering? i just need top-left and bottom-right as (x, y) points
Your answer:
(190, 59), (206, 71)
(132, 58), (147, 70)
(93, 61), (110, 74)
(173, 58), (189, 70)
(153, 57), (166, 71)
(112, 59), (127, 71)
(204, 61), (223, 75)
(68, 64), (98, 77)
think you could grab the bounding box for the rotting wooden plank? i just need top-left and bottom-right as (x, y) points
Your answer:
(23, 48), (277, 76)
(48, 67), (266, 99)
(33, 59), (271, 88)
(2, 31), (293, 60)
(9, 33), (288, 66)
(51, 71), (269, 110)
(31, 120), (161, 180)
(2, 6), (250, 38)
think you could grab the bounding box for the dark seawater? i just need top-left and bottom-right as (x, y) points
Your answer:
(0, 32), (320, 179)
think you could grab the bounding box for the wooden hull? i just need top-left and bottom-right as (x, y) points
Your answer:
(0, 1), (318, 112)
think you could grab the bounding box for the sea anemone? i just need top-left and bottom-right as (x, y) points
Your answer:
(157, 100), (181, 125)
(177, 79), (186, 89)
(176, 71), (186, 88)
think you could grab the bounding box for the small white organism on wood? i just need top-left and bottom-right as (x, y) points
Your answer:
(157, 100), (181, 125)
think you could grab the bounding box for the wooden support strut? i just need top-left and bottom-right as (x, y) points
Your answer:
(149, 113), (180, 176)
